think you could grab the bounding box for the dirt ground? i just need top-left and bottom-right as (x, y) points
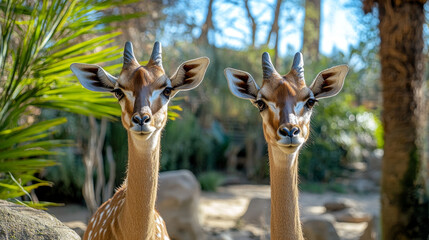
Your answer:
(47, 184), (379, 240)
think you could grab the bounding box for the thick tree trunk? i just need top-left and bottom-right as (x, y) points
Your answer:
(302, 0), (320, 61)
(364, 1), (429, 239)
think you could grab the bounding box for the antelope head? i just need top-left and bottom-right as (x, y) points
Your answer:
(225, 52), (348, 156)
(71, 42), (210, 140)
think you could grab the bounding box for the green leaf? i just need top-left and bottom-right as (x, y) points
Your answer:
(0, 0), (143, 206)
(17, 201), (64, 210)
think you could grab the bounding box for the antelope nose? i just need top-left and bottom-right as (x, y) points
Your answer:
(132, 114), (151, 126)
(278, 126), (300, 137)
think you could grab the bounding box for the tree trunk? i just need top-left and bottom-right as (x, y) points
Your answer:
(244, 0), (257, 48)
(197, 0), (215, 45)
(82, 117), (116, 215)
(364, 1), (428, 239)
(302, 0), (320, 61)
(266, 0), (282, 68)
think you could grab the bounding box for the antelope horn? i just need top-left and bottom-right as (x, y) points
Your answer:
(123, 41), (138, 66)
(262, 52), (279, 80)
(292, 52), (304, 80)
(149, 41), (162, 67)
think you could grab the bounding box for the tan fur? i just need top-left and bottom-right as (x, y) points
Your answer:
(83, 64), (170, 240)
(225, 53), (347, 240)
(74, 42), (209, 240)
(259, 72), (312, 144)
(260, 72), (309, 240)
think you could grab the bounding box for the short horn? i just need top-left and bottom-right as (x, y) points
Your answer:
(150, 41), (162, 67)
(123, 41), (138, 66)
(262, 52), (278, 79)
(292, 52), (304, 79)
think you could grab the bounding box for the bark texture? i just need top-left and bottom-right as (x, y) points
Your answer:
(364, 1), (429, 239)
(266, 0), (283, 68)
(302, 0), (320, 60)
(197, 0), (215, 45)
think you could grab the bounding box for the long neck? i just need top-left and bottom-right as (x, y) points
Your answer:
(268, 144), (303, 240)
(120, 131), (161, 240)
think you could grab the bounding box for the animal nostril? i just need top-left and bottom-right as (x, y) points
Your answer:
(132, 115), (142, 125)
(279, 127), (289, 137)
(278, 127), (300, 137)
(291, 127), (300, 136)
(142, 114), (151, 124)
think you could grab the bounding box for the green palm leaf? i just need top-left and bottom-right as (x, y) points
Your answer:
(0, 0), (142, 206)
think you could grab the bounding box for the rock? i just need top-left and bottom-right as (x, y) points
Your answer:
(333, 208), (372, 223)
(302, 215), (340, 240)
(157, 170), (205, 240)
(359, 216), (380, 240)
(347, 162), (367, 171)
(216, 230), (254, 240)
(240, 197), (271, 227)
(64, 221), (86, 237)
(349, 178), (377, 193)
(0, 200), (80, 240)
(324, 201), (351, 212)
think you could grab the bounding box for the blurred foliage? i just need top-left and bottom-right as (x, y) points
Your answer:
(299, 93), (381, 181)
(0, 0), (141, 207)
(158, 40), (382, 183)
(0, 0), (389, 202)
(161, 110), (229, 174)
(198, 171), (225, 192)
(295, 48), (382, 181)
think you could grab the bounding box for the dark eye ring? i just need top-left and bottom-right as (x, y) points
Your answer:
(306, 98), (317, 108)
(163, 87), (173, 98)
(255, 100), (266, 112)
(111, 89), (124, 101)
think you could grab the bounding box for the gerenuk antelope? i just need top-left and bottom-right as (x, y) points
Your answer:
(71, 41), (209, 240)
(225, 52), (348, 240)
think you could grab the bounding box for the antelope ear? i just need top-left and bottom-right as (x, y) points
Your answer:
(309, 65), (349, 99)
(224, 68), (259, 100)
(70, 63), (117, 92)
(169, 57), (210, 93)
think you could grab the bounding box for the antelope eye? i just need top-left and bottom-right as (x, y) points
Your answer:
(255, 100), (267, 112)
(306, 98), (317, 108)
(162, 87), (173, 98)
(111, 89), (124, 101)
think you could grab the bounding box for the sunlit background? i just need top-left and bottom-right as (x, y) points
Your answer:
(0, 0), (428, 239)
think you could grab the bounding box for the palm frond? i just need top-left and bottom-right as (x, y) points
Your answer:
(0, 0), (141, 204)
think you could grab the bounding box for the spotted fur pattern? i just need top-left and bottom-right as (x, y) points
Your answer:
(83, 186), (170, 240)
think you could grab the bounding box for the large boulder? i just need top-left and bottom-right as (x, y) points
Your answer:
(359, 216), (380, 240)
(156, 170), (205, 240)
(302, 215), (340, 240)
(324, 200), (351, 212)
(333, 208), (372, 223)
(240, 197), (271, 227)
(0, 200), (80, 240)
